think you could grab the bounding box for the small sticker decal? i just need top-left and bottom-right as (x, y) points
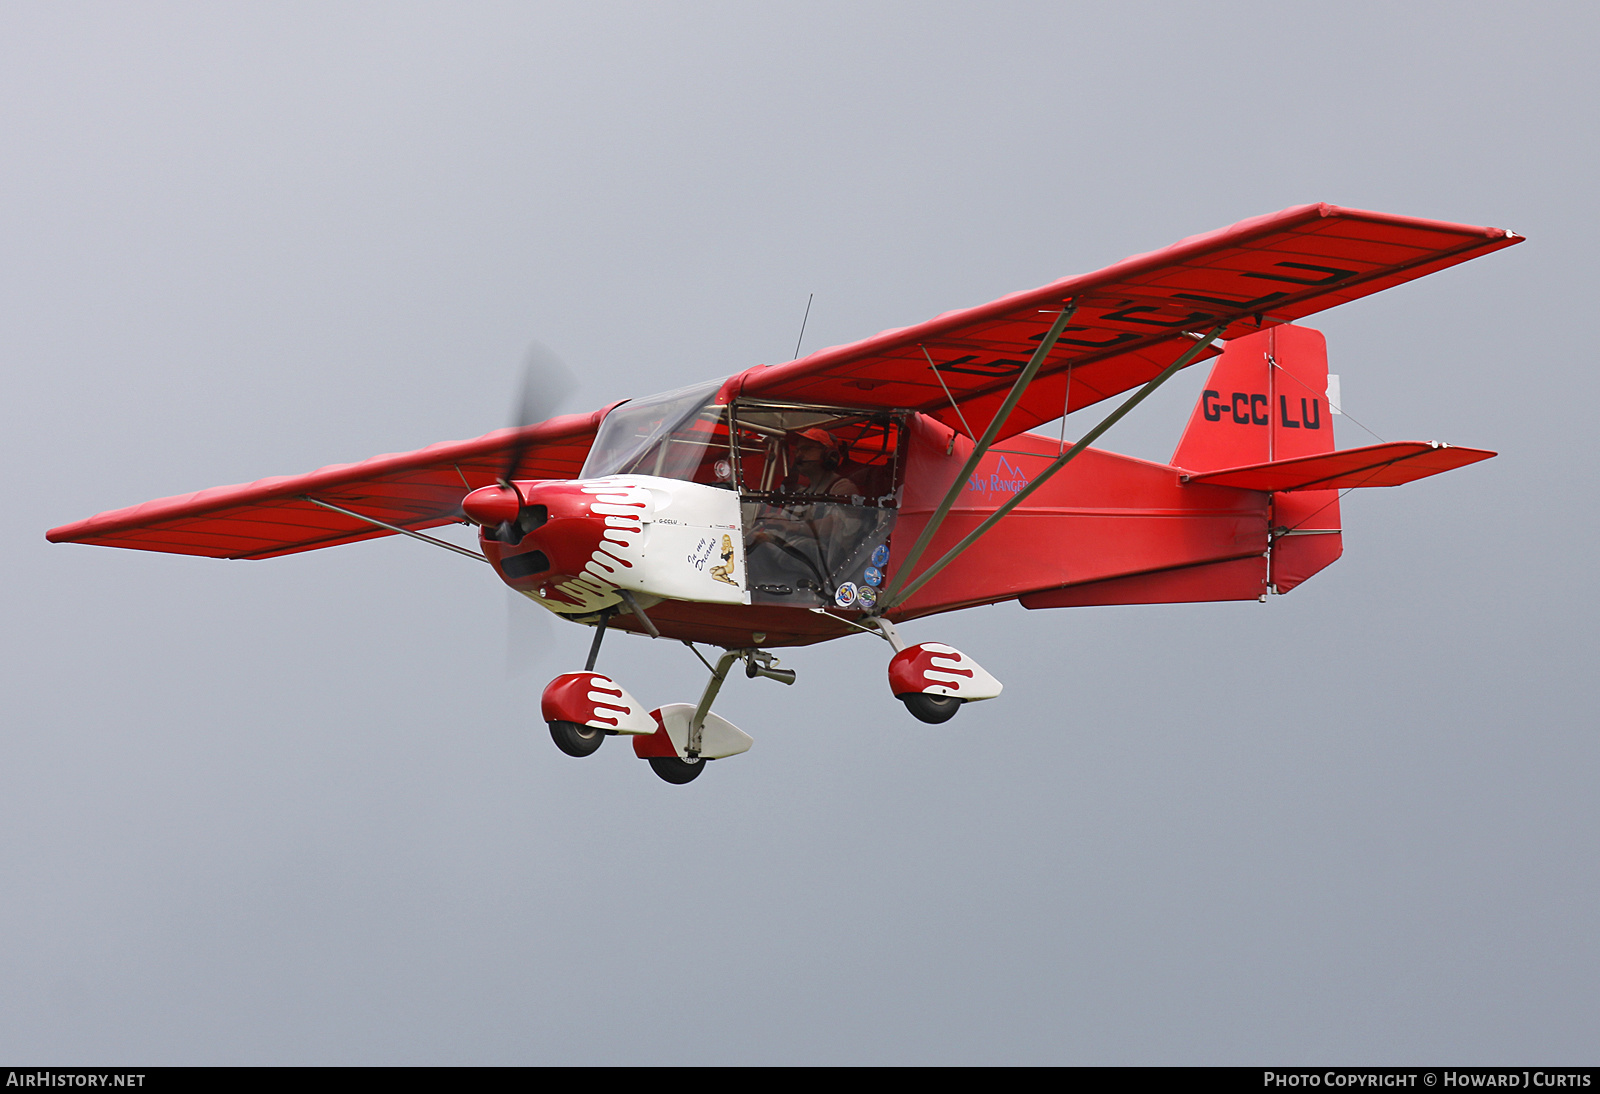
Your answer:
(856, 585), (878, 609)
(835, 582), (858, 608)
(871, 544), (890, 568)
(863, 565), (883, 587)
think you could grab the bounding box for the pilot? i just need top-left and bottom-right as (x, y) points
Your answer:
(746, 429), (865, 598)
(781, 427), (860, 499)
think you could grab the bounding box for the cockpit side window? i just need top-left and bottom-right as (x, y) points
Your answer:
(731, 402), (906, 607)
(729, 404), (906, 507)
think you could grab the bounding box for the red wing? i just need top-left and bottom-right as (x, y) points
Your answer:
(1182, 441), (1496, 492)
(46, 408), (609, 559)
(735, 204), (1519, 440)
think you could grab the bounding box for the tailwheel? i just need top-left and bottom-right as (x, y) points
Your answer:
(647, 755), (704, 784)
(898, 692), (962, 724)
(548, 720), (606, 757)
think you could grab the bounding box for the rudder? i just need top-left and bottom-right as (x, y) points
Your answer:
(1172, 324), (1342, 593)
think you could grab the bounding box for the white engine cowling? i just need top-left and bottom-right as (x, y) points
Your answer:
(484, 474), (750, 615)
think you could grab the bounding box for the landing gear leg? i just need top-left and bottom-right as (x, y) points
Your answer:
(685, 650), (741, 760)
(584, 606), (614, 671)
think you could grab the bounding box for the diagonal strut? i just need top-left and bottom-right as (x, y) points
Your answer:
(875, 300), (1080, 608)
(300, 496), (488, 563)
(874, 323), (1229, 613)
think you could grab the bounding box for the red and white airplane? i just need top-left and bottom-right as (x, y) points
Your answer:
(47, 204), (1518, 783)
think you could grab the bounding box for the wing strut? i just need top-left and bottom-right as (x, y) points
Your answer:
(300, 496), (488, 563)
(875, 301), (1081, 608)
(873, 323), (1229, 613)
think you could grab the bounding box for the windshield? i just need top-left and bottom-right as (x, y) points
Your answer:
(580, 379), (728, 482)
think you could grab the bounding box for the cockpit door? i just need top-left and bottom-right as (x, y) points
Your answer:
(730, 403), (906, 609)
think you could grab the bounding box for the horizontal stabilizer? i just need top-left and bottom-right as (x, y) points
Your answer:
(1182, 441), (1495, 492)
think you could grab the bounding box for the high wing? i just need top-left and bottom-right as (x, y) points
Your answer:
(46, 408), (609, 559)
(733, 204), (1519, 440)
(48, 205), (1518, 562)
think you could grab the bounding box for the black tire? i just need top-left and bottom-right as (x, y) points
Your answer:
(898, 692), (962, 724)
(549, 720), (605, 758)
(648, 755), (705, 784)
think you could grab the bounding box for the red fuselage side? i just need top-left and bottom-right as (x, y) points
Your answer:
(891, 417), (1268, 620)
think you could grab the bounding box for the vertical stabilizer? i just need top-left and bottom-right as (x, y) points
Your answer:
(1172, 325), (1342, 593)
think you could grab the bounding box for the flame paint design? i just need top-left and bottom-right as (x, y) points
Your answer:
(540, 671), (656, 735)
(887, 642), (1004, 701)
(920, 643), (978, 689)
(548, 478), (650, 610)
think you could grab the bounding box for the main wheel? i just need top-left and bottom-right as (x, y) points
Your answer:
(648, 755), (704, 784)
(549, 720), (606, 757)
(898, 692), (962, 724)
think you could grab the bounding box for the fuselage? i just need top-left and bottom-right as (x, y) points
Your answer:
(480, 409), (1271, 648)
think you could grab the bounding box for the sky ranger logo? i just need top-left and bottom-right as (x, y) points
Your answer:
(968, 454), (1032, 495)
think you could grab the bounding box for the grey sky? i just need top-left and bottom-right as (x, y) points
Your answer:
(3, 1), (1595, 1064)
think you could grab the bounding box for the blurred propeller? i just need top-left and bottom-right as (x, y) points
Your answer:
(483, 341), (578, 545)
(500, 340), (577, 486)
(495, 344), (578, 676)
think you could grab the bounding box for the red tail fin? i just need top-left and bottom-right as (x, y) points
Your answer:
(1172, 325), (1341, 593)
